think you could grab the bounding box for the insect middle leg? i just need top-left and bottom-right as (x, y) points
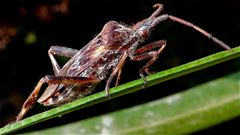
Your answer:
(48, 46), (79, 75)
(105, 52), (128, 97)
(16, 75), (100, 121)
(131, 40), (166, 84)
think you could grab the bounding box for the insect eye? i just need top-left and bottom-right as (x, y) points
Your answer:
(137, 26), (150, 38)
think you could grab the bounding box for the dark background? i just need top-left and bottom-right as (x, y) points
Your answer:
(0, 0), (239, 134)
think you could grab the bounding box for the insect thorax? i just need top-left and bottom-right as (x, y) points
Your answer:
(101, 21), (144, 45)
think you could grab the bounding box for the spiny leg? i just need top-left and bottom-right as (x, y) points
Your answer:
(131, 40), (166, 85)
(16, 76), (100, 121)
(105, 52), (128, 97)
(48, 46), (79, 75)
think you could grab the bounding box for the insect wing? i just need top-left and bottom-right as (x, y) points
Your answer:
(37, 84), (60, 103)
(38, 35), (107, 102)
(64, 34), (110, 77)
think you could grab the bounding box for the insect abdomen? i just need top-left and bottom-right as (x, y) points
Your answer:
(40, 84), (97, 106)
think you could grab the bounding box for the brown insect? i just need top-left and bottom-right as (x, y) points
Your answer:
(16, 3), (231, 121)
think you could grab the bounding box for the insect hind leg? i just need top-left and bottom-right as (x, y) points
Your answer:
(16, 75), (100, 121)
(16, 78), (46, 121)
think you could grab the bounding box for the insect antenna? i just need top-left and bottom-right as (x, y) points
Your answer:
(167, 15), (231, 50)
(148, 4), (231, 50)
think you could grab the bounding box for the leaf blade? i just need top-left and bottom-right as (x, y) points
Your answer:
(26, 71), (240, 134)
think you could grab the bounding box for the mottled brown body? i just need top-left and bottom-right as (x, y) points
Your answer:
(16, 3), (230, 121)
(39, 21), (141, 106)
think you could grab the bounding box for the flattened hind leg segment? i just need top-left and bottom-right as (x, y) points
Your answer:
(16, 78), (46, 121)
(16, 75), (100, 121)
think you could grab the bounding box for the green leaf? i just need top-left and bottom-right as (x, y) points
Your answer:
(0, 46), (240, 135)
(25, 70), (240, 134)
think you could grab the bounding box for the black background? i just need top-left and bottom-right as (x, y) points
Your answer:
(0, 0), (239, 134)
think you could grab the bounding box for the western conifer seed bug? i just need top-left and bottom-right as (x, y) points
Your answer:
(16, 3), (231, 121)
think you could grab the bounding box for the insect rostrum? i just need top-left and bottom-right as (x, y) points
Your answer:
(16, 3), (231, 121)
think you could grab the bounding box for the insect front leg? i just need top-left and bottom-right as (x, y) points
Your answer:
(48, 46), (79, 75)
(16, 75), (100, 121)
(130, 40), (166, 85)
